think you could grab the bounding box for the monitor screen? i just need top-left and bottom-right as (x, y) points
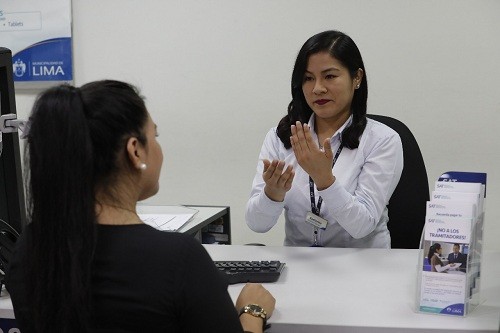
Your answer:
(0, 47), (26, 234)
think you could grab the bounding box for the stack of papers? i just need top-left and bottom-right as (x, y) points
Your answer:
(418, 171), (486, 317)
(136, 205), (198, 232)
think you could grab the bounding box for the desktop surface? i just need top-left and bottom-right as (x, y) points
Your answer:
(1, 245), (499, 332)
(205, 245), (500, 333)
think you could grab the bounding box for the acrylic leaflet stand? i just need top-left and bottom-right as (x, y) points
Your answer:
(416, 171), (486, 317)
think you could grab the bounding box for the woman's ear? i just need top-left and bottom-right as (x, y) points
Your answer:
(126, 136), (145, 171)
(354, 68), (364, 87)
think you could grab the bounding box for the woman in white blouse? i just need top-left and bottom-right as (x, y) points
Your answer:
(246, 30), (403, 248)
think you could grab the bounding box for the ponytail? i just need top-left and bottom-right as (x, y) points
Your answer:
(26, 85), (96, 332)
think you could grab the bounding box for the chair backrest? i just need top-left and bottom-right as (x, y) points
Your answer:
(367, 114), (429, 249)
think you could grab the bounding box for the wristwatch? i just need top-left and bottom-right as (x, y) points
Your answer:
(239, 303), (267, 329)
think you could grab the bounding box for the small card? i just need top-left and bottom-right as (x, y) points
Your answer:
(305, 212), (328, 229)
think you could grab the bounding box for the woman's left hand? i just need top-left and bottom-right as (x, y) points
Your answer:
(290, 121), (335, 190)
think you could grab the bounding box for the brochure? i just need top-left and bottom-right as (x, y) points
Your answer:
(424, 216), (473, 244)
(418, 171), (486, 317)
(431, 191), (483, 215)
(425, 200), (476, 220)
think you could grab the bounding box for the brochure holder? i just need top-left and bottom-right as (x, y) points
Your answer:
(416, 171), (486, 317)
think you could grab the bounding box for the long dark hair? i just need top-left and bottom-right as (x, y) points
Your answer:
(427, 243), (442, 263)
(277, 30), (368, 149)
(24, 80), (148, 332)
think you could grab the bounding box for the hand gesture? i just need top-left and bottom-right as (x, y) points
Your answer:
(290, 121), (335, 190)
(262, 159), (294, 202)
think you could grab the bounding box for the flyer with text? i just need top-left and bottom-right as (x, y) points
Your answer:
(418, 172), (486, 316)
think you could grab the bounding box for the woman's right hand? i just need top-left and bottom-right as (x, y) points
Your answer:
(262, 159), (294, 202)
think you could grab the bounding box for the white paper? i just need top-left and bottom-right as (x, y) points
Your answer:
(424, 216), (473, 244)
(434, 181), (483, 196)
(419, 271), (467, 316)
(426, 201), (476, 219)
(431, 191), (483, 216)
(139, 213), (194, 232)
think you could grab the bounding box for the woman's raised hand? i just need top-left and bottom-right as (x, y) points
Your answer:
(290, 121), (335, 190)
(262, 159), (294, 202)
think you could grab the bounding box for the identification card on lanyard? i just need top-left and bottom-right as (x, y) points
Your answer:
(307, 141), (344, 244)
(305, 211), (328, 229)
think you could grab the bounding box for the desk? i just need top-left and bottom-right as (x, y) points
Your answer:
(136, 204), (231, 244)
(180, 205), (231, 244)
(205, 245), (500, 333)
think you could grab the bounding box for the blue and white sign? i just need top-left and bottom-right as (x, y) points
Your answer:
(0, 0), (73, 83)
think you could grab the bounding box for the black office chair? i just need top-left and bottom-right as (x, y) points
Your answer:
(367, 114), (429, 249)
(0, 219), (20, 294)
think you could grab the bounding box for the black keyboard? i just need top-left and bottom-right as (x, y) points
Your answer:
(214, 260), (285, 284)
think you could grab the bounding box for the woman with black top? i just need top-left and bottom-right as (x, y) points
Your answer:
(6, 80), (274, 332)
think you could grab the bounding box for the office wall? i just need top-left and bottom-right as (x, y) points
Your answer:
(14, 0), (500, 251)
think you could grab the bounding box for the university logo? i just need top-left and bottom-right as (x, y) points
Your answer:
(13, 59), (26, 78)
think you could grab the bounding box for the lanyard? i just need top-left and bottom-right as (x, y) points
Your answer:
(309, 142), (343, 246)
(309, 143), (344, 215)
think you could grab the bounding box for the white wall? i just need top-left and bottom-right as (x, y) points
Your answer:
(14, 0), (500, 251)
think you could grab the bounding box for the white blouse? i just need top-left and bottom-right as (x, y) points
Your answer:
(245, 115), (403, 248)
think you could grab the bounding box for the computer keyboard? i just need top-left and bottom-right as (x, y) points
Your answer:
(214, 260), (285, 284)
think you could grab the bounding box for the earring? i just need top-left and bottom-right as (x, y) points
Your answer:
(356, 84), (360, 89)
(139, 163), (147, 170)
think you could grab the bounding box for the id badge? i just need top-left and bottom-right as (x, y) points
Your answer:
(305, 212), (328, 230)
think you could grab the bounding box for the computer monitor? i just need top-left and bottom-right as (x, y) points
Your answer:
(0, 47), (26, 234)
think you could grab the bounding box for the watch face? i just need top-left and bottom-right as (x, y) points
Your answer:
(240, 304), (267, 327)
(247, 304), (266, 318)
(248, 304), (262, 313)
